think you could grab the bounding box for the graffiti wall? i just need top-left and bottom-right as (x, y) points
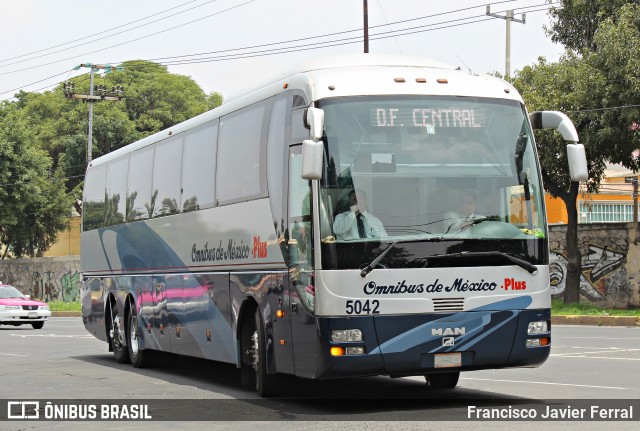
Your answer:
(549, 223), (640, 308)
(0, 256), (80, 303)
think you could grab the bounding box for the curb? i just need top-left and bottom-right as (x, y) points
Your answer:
(52, 312), (640, 326)
(552, 315), (640, 327)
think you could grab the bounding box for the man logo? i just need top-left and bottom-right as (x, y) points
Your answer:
(431, 327), (466, 337)
(442, 337), (455, 346)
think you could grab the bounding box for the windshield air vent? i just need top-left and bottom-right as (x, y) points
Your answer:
(433, 298), (465, 312)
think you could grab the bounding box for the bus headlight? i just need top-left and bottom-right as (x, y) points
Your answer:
(527, 321), (548, 335)
(331, 329), (363, 342)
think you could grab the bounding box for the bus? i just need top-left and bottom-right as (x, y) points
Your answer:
(80, 54), (587, 397)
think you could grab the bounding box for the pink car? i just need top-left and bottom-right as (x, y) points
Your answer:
(0, 284), (51, 329)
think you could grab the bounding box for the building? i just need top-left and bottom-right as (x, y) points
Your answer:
(546, 164), (639, 224)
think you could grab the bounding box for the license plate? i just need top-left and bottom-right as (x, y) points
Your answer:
(28, 312), (38, 318)
(434, 352), (461, 368)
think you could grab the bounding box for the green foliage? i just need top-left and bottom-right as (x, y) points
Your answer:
(515, 2), (640, 304)
(47, 300), (81, 312)
(0, 60), (220, 258)
(0, 105), (73, 258)
(545, 0), (634, 52)
(552, 299), (640, 316)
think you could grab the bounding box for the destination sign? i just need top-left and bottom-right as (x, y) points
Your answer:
(370, 105), (486, 130)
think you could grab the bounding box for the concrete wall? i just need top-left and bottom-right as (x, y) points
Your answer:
(0, 256), (80, 302)
(549, 223), (640, 308)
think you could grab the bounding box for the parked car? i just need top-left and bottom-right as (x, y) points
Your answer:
(0, 284), (51, 329)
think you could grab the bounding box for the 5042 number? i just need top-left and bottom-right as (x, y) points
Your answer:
(345, 299), (380, 315)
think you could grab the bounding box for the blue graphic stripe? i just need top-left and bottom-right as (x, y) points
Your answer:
(369, 296), (532, 355)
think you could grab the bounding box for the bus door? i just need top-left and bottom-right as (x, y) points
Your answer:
(287, 144), (318, 378)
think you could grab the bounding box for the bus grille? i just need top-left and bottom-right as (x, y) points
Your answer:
(432, 298), (465, 312)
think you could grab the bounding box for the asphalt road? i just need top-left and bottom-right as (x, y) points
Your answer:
(0, 318), (638, 430)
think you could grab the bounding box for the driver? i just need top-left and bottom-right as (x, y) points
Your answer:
(333, 189), (387, 240)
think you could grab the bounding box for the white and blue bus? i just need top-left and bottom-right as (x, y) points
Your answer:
(81, 54), (587, 396)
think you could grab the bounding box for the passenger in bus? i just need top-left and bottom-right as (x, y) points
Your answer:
(333, 189), (387, 240)
(444, 190), (483, 232)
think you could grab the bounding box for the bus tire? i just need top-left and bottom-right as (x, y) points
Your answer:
(127, 302), (153, 368)
(109, 301), (130, 364)
(425, 372), (459, 389)
(253, 309), (279, 397)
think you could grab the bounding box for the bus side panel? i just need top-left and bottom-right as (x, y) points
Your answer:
(180, 273), (235, 363)
(133, 276), (157, 351)
(229, 272), (294, 374)
(81, 277), (107, 342)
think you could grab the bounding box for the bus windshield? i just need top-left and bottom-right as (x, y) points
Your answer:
(317, 95), (547, 270)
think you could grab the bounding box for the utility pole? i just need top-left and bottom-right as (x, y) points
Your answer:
(63, 63), (124, 162)
(486, 5), (526, 79)
(363, 0), (369, 53)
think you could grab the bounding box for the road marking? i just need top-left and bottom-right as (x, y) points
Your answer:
(0, 352), (28, 357)
(10, 334), (94, 339)
(551, 348), (640, 357)
(551, 355), (640, 361)
(460, 377), (627, 390)
(563, 337), (640, 340)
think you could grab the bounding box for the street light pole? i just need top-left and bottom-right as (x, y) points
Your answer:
(87, 68), (95, 163)
(64, 63), (124, 163)
(486, 6), (526, 79)
(363, 0), (369, 53)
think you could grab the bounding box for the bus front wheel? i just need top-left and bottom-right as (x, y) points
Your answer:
(252, 309), (279, 397)
(425, 372), (460, 389)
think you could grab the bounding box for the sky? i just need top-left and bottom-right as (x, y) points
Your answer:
(0, 0), (566, 103)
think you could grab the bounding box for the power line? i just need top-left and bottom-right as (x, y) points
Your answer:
(0, 0), (222, 68)
(0, 0), (258, 77)
(1, 2), (554, 97)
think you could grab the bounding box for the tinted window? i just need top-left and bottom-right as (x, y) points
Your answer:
(267, 95), (288, 231)
(216, 101), (269, 204)
(182, 121), (218, 212)
(106, 157), (129, 226)
(127, 146), (154, 221)
(83, 164), (107, 231)
(152, 135), (183, 217)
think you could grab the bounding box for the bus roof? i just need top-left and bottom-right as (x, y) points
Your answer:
(88, 54), (523, 168)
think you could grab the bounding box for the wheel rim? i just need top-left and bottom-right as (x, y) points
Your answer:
(130, 314), (139, 356)
(251, 330), (259, 372)
(112, 314), (124, 351)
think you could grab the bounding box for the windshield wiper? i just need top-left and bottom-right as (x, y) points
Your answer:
(360, 236), (445, 278)
(419, 251), (538, 274)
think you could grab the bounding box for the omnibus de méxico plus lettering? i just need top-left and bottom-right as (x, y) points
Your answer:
(80, 54), (588, 397)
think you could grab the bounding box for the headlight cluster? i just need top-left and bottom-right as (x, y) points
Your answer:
(330, 329), (365, 356)
(526, 320), (550, 348)
(331, 329), (362, 342)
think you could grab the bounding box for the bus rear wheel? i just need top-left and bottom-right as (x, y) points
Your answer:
(109, 302), (130, 364)
(425, 372), (460, 389)
(127, 302), (154, 368)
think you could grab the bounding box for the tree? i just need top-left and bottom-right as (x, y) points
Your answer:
(0, 104), (72, 258)
(545, 0), (632, 52)
(516, 3), (640, 303)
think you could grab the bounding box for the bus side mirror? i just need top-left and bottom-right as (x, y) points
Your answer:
(305, 107), (324, 140)
(301, 139), (323, 180)
(529, 110), (588, 182)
